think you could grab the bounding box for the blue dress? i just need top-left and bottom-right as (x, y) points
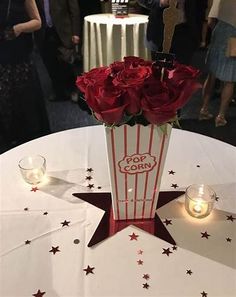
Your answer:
(206, 20), (236, 82)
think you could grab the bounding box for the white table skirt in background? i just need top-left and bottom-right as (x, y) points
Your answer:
(83, 13), (151, 72)
(0, 126), (236, 296)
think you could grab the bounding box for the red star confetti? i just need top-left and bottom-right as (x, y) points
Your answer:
(196, 165), (200, 168)
(97, 186), (102, 189)
(31, 187), (38, 192)
(137, 249), (143, 255)
(87, 168), (93, 172)
(25, 240), (31, 245)
(61, 220), (70, 227)
(226, 237), (232, 242)
(24, 207), (29, 211)
(32, 289), (46, 297)
(87, 184), (94, 189)
(201, 291), (208, 297)
(86, 176), (93, 180)
(168, 170), (175, 175)
(186, 269), (193, 275)
(83, 265), (95, 275)
(172, 245), (177, 251)
(227, 215), (236, 222)
(215, 196), (219, 202)
(137, 259), (143, 265)
(201, 231), (210, 239)
(143, 274), (150, 280)
(171, 183), (178, 189)
(129, 232), (139, 241)
(43, 212), (48, 215)
(163, 219), (172, 226)
(49, 246), (60, 255)
(162, 248), (172, 256)
(143, 283), (149, 289)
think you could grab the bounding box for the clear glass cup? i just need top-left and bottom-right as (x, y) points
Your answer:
(18, 155), (46, 184)
(185, 184), (216, 219)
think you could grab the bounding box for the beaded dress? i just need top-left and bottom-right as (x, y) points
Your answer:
(0, 0), (50, 149)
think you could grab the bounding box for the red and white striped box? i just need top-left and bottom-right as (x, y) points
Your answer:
(105, 123), (172, 220)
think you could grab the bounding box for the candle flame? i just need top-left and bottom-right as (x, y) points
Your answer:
(193, 204), (202, 213)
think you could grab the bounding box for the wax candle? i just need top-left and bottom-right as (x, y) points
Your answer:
(185, 184), (216, 219)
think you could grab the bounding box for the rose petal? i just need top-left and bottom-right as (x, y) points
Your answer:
(94, 105), (127, 125)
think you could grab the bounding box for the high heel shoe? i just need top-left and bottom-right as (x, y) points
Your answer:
(199, 109), (213, 120)
(215, 115), (227, 127)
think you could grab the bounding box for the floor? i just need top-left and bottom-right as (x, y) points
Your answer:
(1, 49), (235, 154)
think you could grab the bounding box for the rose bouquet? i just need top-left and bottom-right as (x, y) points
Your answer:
(76, 56), (200, 220)
(76, 56), (200, 127)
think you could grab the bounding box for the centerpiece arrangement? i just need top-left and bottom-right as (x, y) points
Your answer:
(76, 56), (200, 220)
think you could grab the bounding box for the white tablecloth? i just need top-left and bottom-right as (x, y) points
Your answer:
(83, 13), (151, 72)
(0, 126), (236, 296)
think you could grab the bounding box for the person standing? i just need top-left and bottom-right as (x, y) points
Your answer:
(77, 0), (101, 62)
(137, 0), (166, 60)
(137, 0), (199, 64)
(0, 0), (50, 151)
(199, 0), (236, 127)
(35, 0), (80, 101)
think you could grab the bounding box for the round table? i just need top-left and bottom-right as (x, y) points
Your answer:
(0, 126), (235, 296)
(83, 13), (151, 72)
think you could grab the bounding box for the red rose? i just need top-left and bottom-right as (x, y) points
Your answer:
(141, 77), (179, 124)
(141, 75), (200, 125)
(76, 66), (110, 93)
(122, 88), (142, 115)
(170, 79), (201, 109)
(123, 56), (145, 67)
(84, 82), (127, 125)
(112, 65), (152, 88)
(112, 66), (151, 115)
(168, 63), (200, 86)
(110, 61), (124, 75)
(76, 56), (200, 126)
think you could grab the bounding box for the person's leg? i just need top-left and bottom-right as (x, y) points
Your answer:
(230, 84), (236, 106)
(215, 81), (234, 126)
(200, 20), (208, 48)
(41, 28), (69, 100)
(199, 73), (215, 119)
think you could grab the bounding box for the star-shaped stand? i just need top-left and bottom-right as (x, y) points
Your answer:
(72, 191), (184, 247)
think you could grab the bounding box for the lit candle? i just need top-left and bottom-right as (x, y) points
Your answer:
(193, 203), (202, 214)
(188, 198), (208, 217)
(185, 184), (216, 219)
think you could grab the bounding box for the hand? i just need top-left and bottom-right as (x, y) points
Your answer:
(160, 0), (169, 7)
(13, 24), (22, 37)
(208, 17), (217, 30)
(72, 35), (80, 44)
(4, 26), (18, 40)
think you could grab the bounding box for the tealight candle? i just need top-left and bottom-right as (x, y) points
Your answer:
(18, 155), (46, 184)
(185, 184), (216, 219)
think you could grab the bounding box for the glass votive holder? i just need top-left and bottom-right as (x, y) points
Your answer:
(185, 184), (216, 219)
(18, 155), (46, 184)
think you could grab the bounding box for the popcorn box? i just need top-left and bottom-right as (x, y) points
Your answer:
(105, 123), (172, 220)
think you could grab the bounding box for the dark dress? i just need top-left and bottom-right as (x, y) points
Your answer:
(0, 0), (50, 151)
